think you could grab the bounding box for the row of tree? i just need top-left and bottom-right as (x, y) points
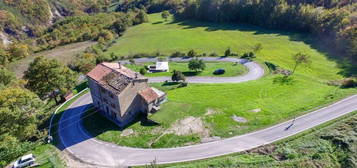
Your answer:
(0, 55), (79, 166)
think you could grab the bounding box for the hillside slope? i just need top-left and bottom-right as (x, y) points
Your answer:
(0, 0), (112, 44)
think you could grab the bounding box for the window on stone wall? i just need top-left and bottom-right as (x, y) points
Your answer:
(111, 111), (116, 117)
(100, 88), (106, 94)
(109, 93), (114, 99)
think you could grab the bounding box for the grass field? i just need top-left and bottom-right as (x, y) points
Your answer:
(105, 13), (342, 80)
(81, 13), (357, 148)
(125, 62), (247, 77)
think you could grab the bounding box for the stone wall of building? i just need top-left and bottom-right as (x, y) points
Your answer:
(118, 80), (149, 116)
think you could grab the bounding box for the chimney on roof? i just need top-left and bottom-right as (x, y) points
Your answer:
(135, 73), (138, 79)
(118, 62), (121, 69)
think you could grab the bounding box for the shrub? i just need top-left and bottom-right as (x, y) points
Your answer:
(209, 52), (218, 57)
(188, 59), (206, 72)
(170, 51), (186, 58)
(139, 68), (146, 75)
(172, 70), (185, 82)
(341, 78), (356, 88)
(224, 48), (231, 57)
(187, 49), (197, 57)
(241, 52), (256, 60)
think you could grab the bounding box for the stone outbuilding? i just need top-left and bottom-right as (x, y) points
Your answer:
(87, 62), (166, 127)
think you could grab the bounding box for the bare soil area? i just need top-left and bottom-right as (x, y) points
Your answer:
(8, 41), (96, 77)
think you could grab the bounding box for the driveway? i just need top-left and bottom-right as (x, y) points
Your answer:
(120, 57), (265, 83)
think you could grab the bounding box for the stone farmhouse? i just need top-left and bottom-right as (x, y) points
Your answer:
(87, 62), (166, 127)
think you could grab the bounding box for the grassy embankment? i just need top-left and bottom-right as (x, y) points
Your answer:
(81, 13), (357, 148)
(143, 111), (357, 168)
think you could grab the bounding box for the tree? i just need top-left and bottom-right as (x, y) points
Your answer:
(69, 53), (97, 73)
(24, 56), (78, 104)
(134, 10), (148, 24)
(171, 70), (185, 82)
(187, 49), (197, 57)
(224, 47), (231, 57)
(0, 47), (9, 65)
(253, 43), (263, 53)
(8, 43), (30, 61)
(140, 68), (146, 75)
(292, 52), (311, 75)
(241, 52), (256, 60)
(0, 87), (42, 141)
(0, 68), (15, 86)
(161, 11), (170, 21)
(188, 58), (206, 72)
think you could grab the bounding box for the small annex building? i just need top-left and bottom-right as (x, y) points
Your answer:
(87, 62), (166, 127)
(147, 61), (169, 72)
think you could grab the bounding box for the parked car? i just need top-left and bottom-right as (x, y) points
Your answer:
(213, 68), (225, 75)
(13, 154), (36, 168)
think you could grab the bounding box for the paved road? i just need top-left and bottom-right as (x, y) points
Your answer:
(59, 94), (357, 167)
(58, 57), (357, 167)
(121, 57), (265, 83)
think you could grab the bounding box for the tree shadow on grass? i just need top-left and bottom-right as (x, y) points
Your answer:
(182, 71), (201, 76)
(162, 81), (180, 86)
(152, 21), (164, 25)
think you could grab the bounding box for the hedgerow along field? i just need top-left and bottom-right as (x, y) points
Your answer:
(83, 13), (357, 148)
(125, 62), (247, 77)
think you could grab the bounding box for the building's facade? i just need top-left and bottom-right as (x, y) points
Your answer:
(87, 62), (166, 127)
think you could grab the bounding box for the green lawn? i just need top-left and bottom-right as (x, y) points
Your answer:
(105, 13), (342, 80)
(83, 76), (356, 148)
(125, 62), (247, 77)
(80, 13), (357, 148)
(32, 144), (66, 168)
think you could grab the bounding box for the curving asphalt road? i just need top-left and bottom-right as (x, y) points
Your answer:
(58, 57), (357, 167)
(59, 94), (357, 167)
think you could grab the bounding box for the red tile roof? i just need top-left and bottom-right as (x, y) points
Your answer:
(87, 64), (112, 84)
(139, 87), (159, 104)
(87, 63), (147, 94)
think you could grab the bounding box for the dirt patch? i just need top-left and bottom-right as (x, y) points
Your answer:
(151, 126), (164, 134)
(121, 129), (134, 137)
(62, 150), (97, 168)
(249, 108), (261, 113)
(205, 108), (217, 116)
(168, 116), (209, 137)
(232, 115), (248, 123)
